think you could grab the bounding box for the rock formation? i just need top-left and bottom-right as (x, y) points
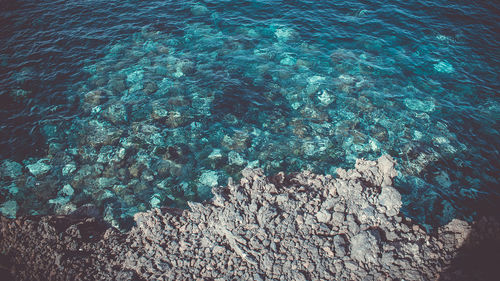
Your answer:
(1, 155), (498, 280)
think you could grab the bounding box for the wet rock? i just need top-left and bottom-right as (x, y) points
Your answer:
(164, 111), (188, 128)
(143, 81), (158, 94)
(317, 89), (335, 106)
(199, 170), (219, 187)
(84, 89), (109, 106)
(404, 98), (436, 112)
(59, 184), (74, 197)
(433, 60), (454, 73)
(191, 4), (209, 16)
(0, 200), (17, 218)
(26, 160), (51, 177)
(228, 151), (246, 166)
(102, 103), (128, 124)
(0, 160), (23, 179)
(61, 163), (76, 176)
(126, 69), (144, 85)
(84, 120), (123, 147)
(274, 26), (298, 42)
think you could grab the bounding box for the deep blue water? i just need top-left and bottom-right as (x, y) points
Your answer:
(0, 0), (499, 229)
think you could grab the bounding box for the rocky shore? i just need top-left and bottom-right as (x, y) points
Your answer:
(1, 155), (499, 280)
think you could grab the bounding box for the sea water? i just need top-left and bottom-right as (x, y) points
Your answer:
(0, 0), (498, 230)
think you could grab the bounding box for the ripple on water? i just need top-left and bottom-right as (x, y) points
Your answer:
(0, 1), (499, 230)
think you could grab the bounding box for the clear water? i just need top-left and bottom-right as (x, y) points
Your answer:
(1, 0), (498, 230)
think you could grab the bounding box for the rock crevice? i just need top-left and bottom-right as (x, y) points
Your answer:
(1, 155), (498, 280)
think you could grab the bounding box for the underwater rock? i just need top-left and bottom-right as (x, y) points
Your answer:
(228, 151), (246, 166)
(433, 60), (455, 73)
(404, 98), (436, 112)
(274, 26), (297, 42)
(0, 200), (17, 218)
(0, 160), (23, 179)
(317, 89), (335, 106)
(62, 163), (76, 176)
(168, 95), (190, 107)
(102, 103), (128, 124)
(143, 81), (158, 95)
(191, 4), (209, 16)
(59, 184), (75, 197)
(109, 76), (127, 93)
(370, 124), (388, 142)
(280, 56), (296, 66)
(84, 120), (123, 147)
(84, 89), (109, 106)
(151, 103), (169, 120)
(435, 171), (452, 188)
(164, 111), (188, 128)
(129, 102), (152, 122)
(150, 194), (161, 208)
(208, 149), (223, 161)
(199, 170), (219, 187)
(176, 59), (196, 76)
(26, 160), (51, 177)
(142, 40), (157, 53)
(48, 197), (70, 209)
(1, 183), (19, 195)
(222, 131), (250, 151)
(126, 70), (144, 85)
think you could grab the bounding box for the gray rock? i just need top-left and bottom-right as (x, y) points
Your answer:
(316, 210), (331, 223)
(350, 231), (380, 264)
(334, 235), (347, 257)
(377, 186), (402, 216)
(0, 154), (489, 281)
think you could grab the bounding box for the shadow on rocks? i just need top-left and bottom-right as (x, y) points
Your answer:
(438, 216), (500, 281)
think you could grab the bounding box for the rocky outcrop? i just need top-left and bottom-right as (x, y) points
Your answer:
(1, 155), (498, 280)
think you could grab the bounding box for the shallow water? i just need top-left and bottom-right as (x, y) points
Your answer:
(0, 0), (499, 229)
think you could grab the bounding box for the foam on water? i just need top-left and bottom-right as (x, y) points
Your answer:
(0, 0), (499, 229)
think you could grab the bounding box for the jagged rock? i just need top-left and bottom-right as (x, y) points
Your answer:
(377, 185), (402, 217)
(350, 231), (380, 264)
(0, 155), (497, 281)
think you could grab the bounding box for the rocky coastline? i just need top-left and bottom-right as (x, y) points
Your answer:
(1, 155), (499, 280)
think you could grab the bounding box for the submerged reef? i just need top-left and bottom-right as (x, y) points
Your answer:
(1, 2), (499, 230)
(1, 155), (499, 280)
(1, 24), (498, 231)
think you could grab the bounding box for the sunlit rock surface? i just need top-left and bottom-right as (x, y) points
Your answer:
(1, 155), (498, 280)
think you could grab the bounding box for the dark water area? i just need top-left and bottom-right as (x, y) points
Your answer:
(0, 0), (499, 230)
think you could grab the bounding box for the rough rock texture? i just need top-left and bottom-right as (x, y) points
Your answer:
(1, 155), (499, 280)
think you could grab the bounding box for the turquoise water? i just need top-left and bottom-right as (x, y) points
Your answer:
(0, 0), (498, 230)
